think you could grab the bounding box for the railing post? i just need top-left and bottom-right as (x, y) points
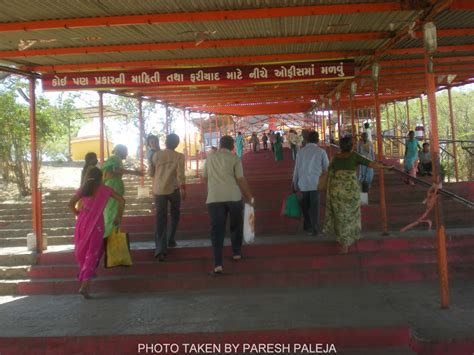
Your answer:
(447, 87), (459, 182)
(425, 53), (449, 309)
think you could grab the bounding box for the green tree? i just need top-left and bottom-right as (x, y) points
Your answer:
(0, 77), (67, 195)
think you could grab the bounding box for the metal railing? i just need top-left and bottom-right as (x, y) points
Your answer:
(382, 135), (474, 182)
(326, 140), (474, 210)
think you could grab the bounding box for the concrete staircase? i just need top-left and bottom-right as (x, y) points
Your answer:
(1, 148), (473, 354)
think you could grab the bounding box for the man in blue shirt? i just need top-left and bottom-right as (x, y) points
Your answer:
(292, 131), (329, 236)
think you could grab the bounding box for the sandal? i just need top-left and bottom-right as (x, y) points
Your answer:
(211, 266), (223, 275)
(232, 255), (242, 261)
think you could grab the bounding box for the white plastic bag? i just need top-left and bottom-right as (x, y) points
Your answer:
(137, 186), (149, 198)
(360, 192), (368, 205)
(243, 200), (255, 244)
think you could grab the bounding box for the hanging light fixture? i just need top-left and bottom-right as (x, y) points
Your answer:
(350, 81), (357, 97)
(423, 22), (438, 73)
(423, 22), (437, 55)
(372, 62), (381, 92)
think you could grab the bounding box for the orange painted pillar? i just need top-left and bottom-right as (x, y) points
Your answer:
(209, 116), (213, 149)
(183, 110), (188, 170)
(337, 102), (342, 140)
(385, 104), (392, 158)
(138, 98), (145, 187)
(29, 77), (43, 253)
(327, 112), (332, 159)
(165, 104), (170, 135)
(322, 111), (327, 145)
(98, 91), (104, 164)
(447, 87), (459, 182)
(420, 95), (426, 136)
(199, 115), (204, 161)
(406, 99), (410, 131)
(350, 96), (356, 146)
(374, 90), (388, 235)
(425, 53), (449, 309)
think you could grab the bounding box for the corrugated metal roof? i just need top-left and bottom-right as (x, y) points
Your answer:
(0, 0), (399, 22)
(0, 1), (472, 114)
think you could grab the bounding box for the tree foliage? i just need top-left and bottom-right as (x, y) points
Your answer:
(0, 77), (83, 195)
(381, 87), (474, 181)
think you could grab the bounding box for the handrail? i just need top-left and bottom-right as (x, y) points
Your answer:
(327, 140), (473, 209)
(387, 166), (474, 209)
(382, 135), (474, 145)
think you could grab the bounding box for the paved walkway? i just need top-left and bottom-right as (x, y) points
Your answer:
(1, 281), (473, 342)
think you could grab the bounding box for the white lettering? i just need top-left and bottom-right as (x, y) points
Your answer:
(190, 70), (220, 83)
(226, 68), (243, 80)
(249, 67), (268, 79)
(72, 77), (89, 86)
(166, 73), (184, 82)
(131, 71), (160, 84)
(94, 73), (125, 85)
(52, 75), (67, 87)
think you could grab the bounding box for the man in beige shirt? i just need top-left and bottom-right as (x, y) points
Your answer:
(203, 135), (253, 274)
(152, 133), (186, 260)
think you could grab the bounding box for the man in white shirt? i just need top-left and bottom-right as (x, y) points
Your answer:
(292, 131), (329, 236)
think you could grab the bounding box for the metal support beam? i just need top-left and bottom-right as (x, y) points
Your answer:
(98, 91), (104, 164)
(138, 98), (144, 187)
(29, 77), (43, 253)
(374, 89), (388, 235)
(406, 99), (410, 131)
(447, 87), (459, 182)
(425, 53), (450, 309)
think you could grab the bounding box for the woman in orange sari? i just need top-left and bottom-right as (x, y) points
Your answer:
(69, 167), (125, 298)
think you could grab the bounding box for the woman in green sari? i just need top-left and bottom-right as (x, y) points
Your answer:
(323, 137), (392, 253)
(102, 144), (143, 239)
(274, 132), (284, 161)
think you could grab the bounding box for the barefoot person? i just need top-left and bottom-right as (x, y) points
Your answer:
(323, 137), (392, 253)
(69, 167), (125, 298)
(102, 144), (143, 239)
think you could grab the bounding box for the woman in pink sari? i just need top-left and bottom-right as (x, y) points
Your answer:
(69, 167), (125, 298)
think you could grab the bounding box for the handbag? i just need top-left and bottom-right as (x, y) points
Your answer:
(243, 201), (255, 244)
(281, 193), (301, 218)
(104, 227), (132, 268)
(317, 173), (328, 191)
